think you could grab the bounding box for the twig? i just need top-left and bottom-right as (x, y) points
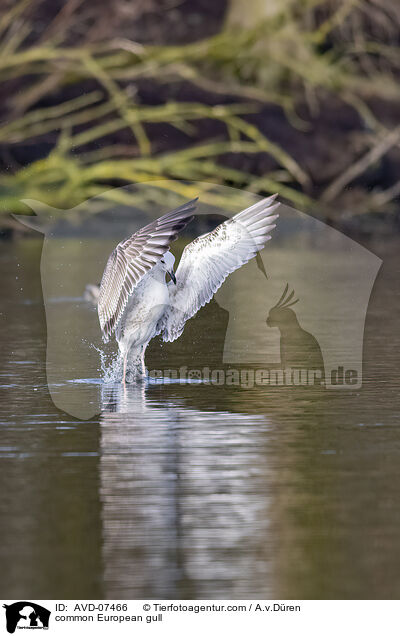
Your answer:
(371, 180), (400, 209)
(322, 125), (400, 202)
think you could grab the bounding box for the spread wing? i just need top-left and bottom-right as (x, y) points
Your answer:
(159, 194), (280, 342)
(98, 198), (196, 341)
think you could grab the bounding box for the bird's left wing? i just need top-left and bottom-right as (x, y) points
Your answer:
(159, 195), (279, 342)
(98, 199), (196, 341)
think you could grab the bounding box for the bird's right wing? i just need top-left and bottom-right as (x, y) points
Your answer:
(98, 198), (196, 341)
(159, 195), (279, 342)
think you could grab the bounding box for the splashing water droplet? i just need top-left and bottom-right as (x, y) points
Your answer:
(83, 340), (122, 383)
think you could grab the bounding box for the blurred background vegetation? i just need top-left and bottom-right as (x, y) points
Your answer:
(1, 0), (400, 235)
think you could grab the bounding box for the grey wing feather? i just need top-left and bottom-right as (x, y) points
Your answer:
(98, 198), (196, 340)
(159, 195), (280, 342)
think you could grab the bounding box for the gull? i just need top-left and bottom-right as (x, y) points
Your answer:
(98, 195), (280, 383)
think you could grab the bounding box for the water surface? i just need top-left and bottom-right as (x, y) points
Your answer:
(0, 235), (399, 599)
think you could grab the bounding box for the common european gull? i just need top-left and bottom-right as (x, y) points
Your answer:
(98, 195), (280, 383)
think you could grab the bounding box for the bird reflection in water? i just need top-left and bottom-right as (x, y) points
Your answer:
(99, 383), (274, 599)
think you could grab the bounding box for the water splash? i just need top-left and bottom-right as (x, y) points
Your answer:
(85, 340), (122, 383)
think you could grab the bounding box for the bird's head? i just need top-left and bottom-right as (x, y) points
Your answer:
(267, 306), (298, 327)
(160, 251), (176, 284)
(266, 284), (299, 328)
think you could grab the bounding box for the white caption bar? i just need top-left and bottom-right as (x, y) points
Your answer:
(1, 600), (397, 636)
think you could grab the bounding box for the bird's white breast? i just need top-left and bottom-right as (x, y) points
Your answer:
(116, 271), (170, 348)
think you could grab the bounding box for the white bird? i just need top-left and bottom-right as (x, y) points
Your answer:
(98, 195), (280, 383)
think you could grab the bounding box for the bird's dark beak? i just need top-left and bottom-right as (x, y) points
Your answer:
(167, 269), (176, 285)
